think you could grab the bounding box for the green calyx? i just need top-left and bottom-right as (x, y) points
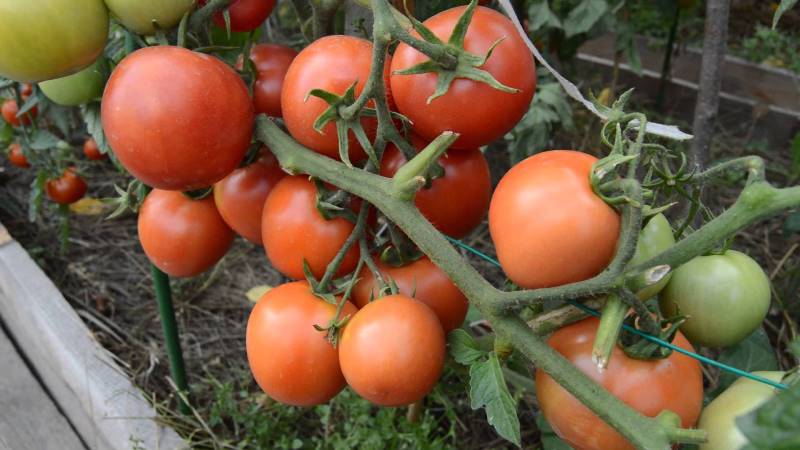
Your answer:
(392, 0), (519, 104)
(313, 178), (357, 222)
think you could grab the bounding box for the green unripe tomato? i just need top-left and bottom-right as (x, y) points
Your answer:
(0, 0), (109, 82)
(39, 57), (107, 106)
(104, 0), (195, 35)
(630, 213), (675, 300)
(660, 250), (771, 347)
(698, 371), (785, 450)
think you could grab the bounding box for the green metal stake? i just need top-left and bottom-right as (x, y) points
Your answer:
(150, 264), (190, 414)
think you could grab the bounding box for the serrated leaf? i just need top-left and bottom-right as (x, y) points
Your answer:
(28, 130), (61, 150)
(448, 329), (486, 365)
(773, 0), (799, 29)
(69, 197), (106, 215)
(246, 285), (272, 303)
(563, 0), (608, 38)
(714, 328), (779, 395)
(738, 381), (800, 450)
(528, 0), (563, 31)
(469, 353), (521, 446)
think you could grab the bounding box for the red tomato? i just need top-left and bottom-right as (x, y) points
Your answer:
(138, 190), (234, 277)
(20, 83), (33, 97)
(247, 281), (357, 406)
(210, 0), (276, 32)
(214, 148), (286, 244)
(7, 143), (29, 168)
(353, 256), (468, 332)
(489, 150), (620, 288)
(390, 6), (536, 149)
(83, 137), (106, 160)
(102, 46), (253, 191)
(46, 168), (87, 204)
(339, 294), (445, 406)
(281, 35), (390, 161)
(2, 98), (37, 126)
(261, 176), (359, 280)
(248, 44), (297, 117)
(536, 317), (703, 450)
(381, 138), (491, 238)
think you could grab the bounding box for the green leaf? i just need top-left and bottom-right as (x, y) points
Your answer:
(772, 0), (799, 29)
(536, 414), (574, 450)
(28, 170), (47, 223)
(16, 93), (39, 116)
(528, 0), (563, 31)
(738, 381), (800, 450)
(80, 102), (113, 156)
(29, 130), (61, 150)
(0, 122), (12, 146)
(714, 328), (779, 395)
(448, 329), (486, 365)
(469, 353), (520, 446)
(784, 211), (800, 236)
(563, 0), (609, 38)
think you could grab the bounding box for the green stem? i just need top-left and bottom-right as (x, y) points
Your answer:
(592, 293), (626, 370)
(317, 203), (370, 291)
(150, 265), (189, 415)
(391, 132), (458, 199)
(189, 0), (230, 32)
(310, 0), (344, 39)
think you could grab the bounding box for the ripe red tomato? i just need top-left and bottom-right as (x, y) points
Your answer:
(248, 44), (297, 117)
(390, 6), (536, 149)
(83, 137), (106, 161)
(138, 190), (234, 277)
(489, 150), (620, 288)
(102, 46), (253, 191)
(46, 168), (87, 204)
(536, 318), (703, 450)
(281, 35), (389, 161)
(247, 281), (357, 406)
(20, 83), (33, 97)
(261, 176), (359, 280)
(210, 0), (276, 32)
(339, 294), (445, 406)
(381, 138), (490, 238)
(214, 148), (286, 245)
(353, 256), (468, 332)
(7, 143), (29, 168)
(2, 99), (37, 127)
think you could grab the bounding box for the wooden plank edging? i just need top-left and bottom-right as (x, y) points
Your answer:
(0, 222), (187, 450)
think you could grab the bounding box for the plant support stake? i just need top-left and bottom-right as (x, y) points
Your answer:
(151, 264), (190, 414)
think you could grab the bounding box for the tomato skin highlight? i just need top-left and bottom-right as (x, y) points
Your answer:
(104, 0), (195, 35)
(138, 190), (234, 277)
(83, 137), (106, 161)
(247, 281), (357, 406)
(0, 0), (109, 82)
(339, 294), (445, 406)
(536, 317), (703, 450)
(46, 168), (88, 205)
(102, 46), (253, 191)
(211, 0), (276, 32)
(7, 143), (29, 168)
(381, 140), (491, 238)
(248, 44), (297, 117)
(659, 250), (771, 348)
(261, 176), (359, 280)
(698, 371), (785, 450)
(214, 148), (286, 245)
(2, 99), (37, 127)
(390, 6), (536, 149)
(353, 256), (468, 332)
(489, 150), (620, 288)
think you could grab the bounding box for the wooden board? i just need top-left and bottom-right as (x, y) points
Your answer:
(0, 222), (187, 450)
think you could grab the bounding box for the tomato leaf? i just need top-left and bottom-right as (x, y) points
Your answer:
(28, 170), (47, 223)
(469, 353), (521, 446)
(528, 1), (563, 31)
(80, 102), (113, 156)
(772, 0), (799, 29)
(536, 414), (574, 450)
(563, 0), (608, 38)
(737, 381), (800, 450)
(28, 130), (60, 150)
(713, 328), (779, 396)
(448, 329), (486, 365)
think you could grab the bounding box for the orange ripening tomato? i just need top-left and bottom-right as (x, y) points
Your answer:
(489, 150), (620, 288)
(381, 138), (491, 238)
(138, 190), (234, 277)
(390, 6), (536, 149)
(281, 35), (391, 162)
(83, 137), (106, 160)
(536, 317), (703, 450)
(46, 168), (87, 204)
(247, 44), (297, 117)
(214, 148), (286, 245)
(339, 294), (445, 406)
(247, 281), (357, 406)
(353, 256), (468, 332)
(261, 176), (359, 279)
(102, 46), (253, 191)
(2, 98), (37, 126)
(7, 143), (29, 168)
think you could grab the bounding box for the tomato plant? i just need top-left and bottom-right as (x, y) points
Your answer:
(381, 139), (491, 238)
(214, 148), (286, 244)
(247, 281), (356, 406)
(83, 137), (106, 161)
(7, 143), (29, 168)
(46, 168), (88, 205)
(39, 57), (106, 106)
(2, 99), (37, 127)
(102, 46), (254, 191)
(536, 317), (703, 450)
(390, 5), (536, 149)
(248, 44), (298, 117)
(209, 0), (276, 32)
(659, 250), (771, 347)
(104, 0), (195, 35)
(629, 213), (675, 299)
(489, 150), (620, 288)
(138, 189), (234, 277)
(339, 294), (445, 406)
(353, 256), (468, 332)
(0, 0), (108, 82)
(261, 175), (359, 279)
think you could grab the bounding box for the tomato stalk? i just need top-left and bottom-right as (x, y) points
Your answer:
(316, 203), (371, 292)
(309, 0), (345, 39)
(188, 0), (231, 32)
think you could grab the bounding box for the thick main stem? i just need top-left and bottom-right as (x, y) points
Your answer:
(150, 265), (189, 415)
